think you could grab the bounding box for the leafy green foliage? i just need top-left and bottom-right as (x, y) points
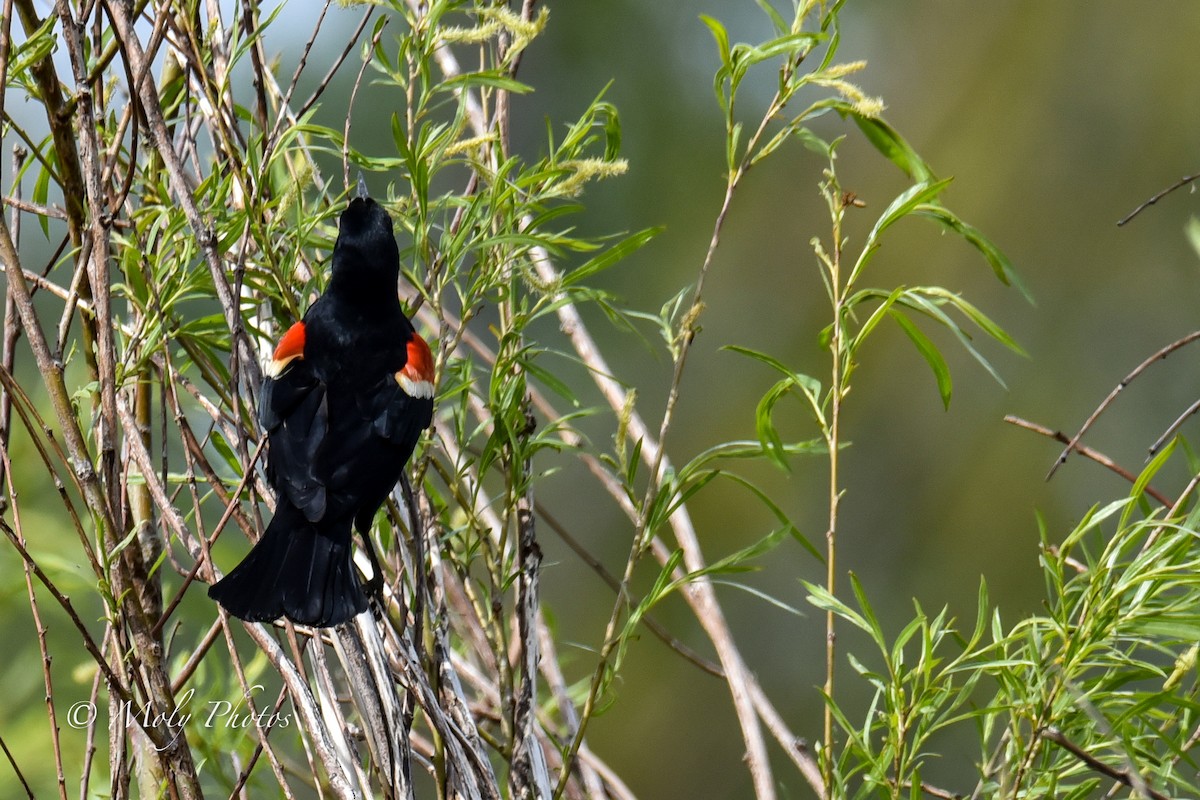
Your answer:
(5, 1), (1194, 798)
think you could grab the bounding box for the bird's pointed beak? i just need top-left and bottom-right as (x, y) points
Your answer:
(356, 172), (369, 200)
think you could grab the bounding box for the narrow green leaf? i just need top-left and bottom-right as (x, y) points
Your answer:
(917, 287), (1027, 356)
(520, 356), (578, 406)
(10, 15), (57, 77)
(914, 204), (1032, 302)
(967, 578), (990, 654)
(442, 71), (533, 94)
(750, 121), (798, 167)
(1061, 499), (1131, 550)
(724, 344), (825, 426)
(707, 579), (803, 616)
(845, 286), (904, 357)
(872, 180), (952, 240)
(635, 548), (685, 622)
(684, 439), (828, 468)
(804, 581), (873, 634)
(747, 32), (822, 65)
(897, 289), (1010, 390)
(678, 526), (790, 585)
(794, 126), (836, 158)
(722, 344), (822, 397)
(755, 0), (789, 34)
(851, 114), (936, 183)
(889, 309), (952, 409)
(848, 573), (886, 648)
(721, 472), (823, 563)
(33, 160), (52, 238)
(699, 14), (731, 68)
(1122, 438), (1175, 529)
(755, 378), (794, 471)
(728, 121), (743, 171)
(562, 227), (662, 287)
(614, 549), (687, 674)
(850, 179), (954, 286)
(659, 468), (720, 525)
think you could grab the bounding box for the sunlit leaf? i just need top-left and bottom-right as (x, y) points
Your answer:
(851, 113), (936, 183)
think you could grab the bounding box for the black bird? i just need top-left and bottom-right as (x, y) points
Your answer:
(209, 190), (434, 627)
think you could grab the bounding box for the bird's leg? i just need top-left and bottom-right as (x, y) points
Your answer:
(358, 529), (386, 601)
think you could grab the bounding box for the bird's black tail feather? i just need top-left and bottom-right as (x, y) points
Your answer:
(208, 502), (367, 627)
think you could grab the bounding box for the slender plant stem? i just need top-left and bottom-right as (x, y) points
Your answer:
(823, 197), (845, 798)
(820, 178), (849, 796)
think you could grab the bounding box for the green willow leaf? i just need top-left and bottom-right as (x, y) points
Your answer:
(851, 113), (936, 183)
(850, 179), (954, 286)
(889, 309), (952, 409)
(562, 227), (662, 287)
(914, 204), (1032, 301)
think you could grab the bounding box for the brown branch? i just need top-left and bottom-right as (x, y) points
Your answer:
(0, 19), (122, 548)
(901, 780), (963, 800)
(79, 663), (103, 799)
(104, 0), (262, 389)
(1148, 395), (1200, 457)
(1004, 415), (1173, 507)
(170, 619), (223, 695)
(150, 435), (267, 639)
(4, 457), (69, 800)
(1047, 330), (1200, 479)
(0, 733), (34, 799)
(1040, 727), (1170, 800)
(13, 0), (101, 383)
(1117, 172), (1200, 227)
(537, 501), (724, 677)
(334, 620), (416, 798)
(1, 195), (67, 219)
(509, 425), (547, 797)
(341, 16), (388, 191)
(0, 136), (24, 499)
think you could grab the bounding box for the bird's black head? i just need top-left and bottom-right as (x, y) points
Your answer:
(330, 196), (401, 298)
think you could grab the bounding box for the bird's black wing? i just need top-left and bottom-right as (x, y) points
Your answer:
(311, 373), (433, 533)
(370, 375), (434, 445)
(260, 359), (329, 522)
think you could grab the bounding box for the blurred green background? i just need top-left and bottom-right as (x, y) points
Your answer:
(5, 2), (1200, 797)
(516, 2), (1200, 796)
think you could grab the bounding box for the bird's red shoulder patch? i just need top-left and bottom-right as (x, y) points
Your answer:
(267, 322), (306, 378)
(396, 332), (435, 399)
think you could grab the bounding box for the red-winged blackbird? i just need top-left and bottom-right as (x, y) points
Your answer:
(209, 190), (434, 627)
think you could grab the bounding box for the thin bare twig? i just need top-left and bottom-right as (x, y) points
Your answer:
(105, 0), (262, 389)
(0, 733), (34, 799)
(289, 4), (375, 138)
(341, 19), (388, 191)
(3, 453), (68, 800)
(1004, 415), (1173, 507)
(1047, 330), (1200, 479)
(1117, 172), (1200, 227)
(1, 194), (67, 218)
(1148, 396), (1200, 457)
(150, 435), (266, 638)
(235, 621), (358, 799)
(904, 781), (963, 800)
